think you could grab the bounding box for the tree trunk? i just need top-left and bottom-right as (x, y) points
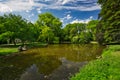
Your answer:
(22, 40), (25, 46)
(7, 39), (10, 44)
(13, 40), (16, 45)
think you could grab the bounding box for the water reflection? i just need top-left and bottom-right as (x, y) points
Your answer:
(47, 58), (87, 80)
(0, 44), (105, 80)
(20, 64), (44, 80)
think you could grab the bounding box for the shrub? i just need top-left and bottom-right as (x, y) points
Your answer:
(53, 37), (59, 44)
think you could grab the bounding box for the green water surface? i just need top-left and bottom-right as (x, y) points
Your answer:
(0, 44), (105, 80)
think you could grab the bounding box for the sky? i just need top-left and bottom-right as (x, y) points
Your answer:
(0, 0), (101, 26)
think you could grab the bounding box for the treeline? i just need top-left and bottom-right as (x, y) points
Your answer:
(0, 14), (36, 45)
(96, 0), (120, 45)
(0, 2), (120, 45)
(0, 13), (98, 45)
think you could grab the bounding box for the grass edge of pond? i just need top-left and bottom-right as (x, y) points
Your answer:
(0, 43), (48, 56)
(70, 45), (120, 80)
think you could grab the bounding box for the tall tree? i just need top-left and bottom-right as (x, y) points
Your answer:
(87, 20), (99, 41)
(63, 23), (92, 43)
(0, 14), (35, 45)
(38, 26), (54, 43)
(35, 12), (62, 43)
(97, 0), (120, 44)
(63, 23), (86, 41)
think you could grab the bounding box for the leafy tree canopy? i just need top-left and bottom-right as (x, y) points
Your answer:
(0, 14), (35, 45)
(35, 12), (62, 43)
(97, 0), (120, 44)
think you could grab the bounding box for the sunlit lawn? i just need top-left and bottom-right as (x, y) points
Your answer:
(0, 42), (47, 56)
(0, 48), (18, 55)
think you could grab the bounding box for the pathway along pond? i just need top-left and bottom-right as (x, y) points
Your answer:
(0, 44), (105, 80)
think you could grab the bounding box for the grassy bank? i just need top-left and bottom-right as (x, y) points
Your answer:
(0, 42), (48, 56)
(71, 45), (120, 80)
(0, 48), (18, 56)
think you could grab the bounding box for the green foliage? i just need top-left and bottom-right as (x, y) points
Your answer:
(97, 0), (120, 44)
(0, 14), (35, 45)
(63, 23), (93, 44)
(0, 31), (14, 41)
(71, 35), (79, 43)
(53, 37), (59, 44)
(35, 12), (62, 43)
(0, 12), (99, 44)
(87, 20), (99, 41)
(71, 45), (120, 80)
(78, 32), (92, 44)
(38, 26), (54, 43)
(18, 22), (36, 43)
(102, 45), (120, 57)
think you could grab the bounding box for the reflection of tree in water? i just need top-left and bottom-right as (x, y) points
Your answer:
(28, 44), (104, 62)
(0, 53), (62, 80)
(20, 64), (44, 80)
(62, 44), (104, 62)
(46, 58), (87, 80)
(0, 44), (104, 80)
(20, 58), (87, 80)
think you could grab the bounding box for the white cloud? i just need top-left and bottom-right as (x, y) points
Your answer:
(0, 0), (38, 13)
(31, 13), (34, 16)
(61, 14), (72, 21)
(36, 8), (42, 13)
(29, 13), (34, 16)
(29, 0), (34, 5)
(26, 10), (30, 13)
(66, 14), (72, 20)
(90, 16), (93, 19)
(0, 3), (13, 12)
(65, 11), (71, 14)
(62, 0), (74, 5)
(71, 16), (93, 24)
(0, 0), (100, 13)
(48, 5), (100, 11)
(38, 10), (41, 13)
(39, 0), (101, 11)
(61, 15), (94, 26)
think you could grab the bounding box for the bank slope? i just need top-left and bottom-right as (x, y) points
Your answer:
(71, 45), (120, 80)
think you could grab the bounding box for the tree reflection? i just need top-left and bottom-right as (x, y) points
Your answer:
(0, 44), (104, 80)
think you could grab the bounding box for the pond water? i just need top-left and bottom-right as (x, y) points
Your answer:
(0, 44), (105, 80)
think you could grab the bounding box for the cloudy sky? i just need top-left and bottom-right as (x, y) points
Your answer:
(0, 0), (101, 26)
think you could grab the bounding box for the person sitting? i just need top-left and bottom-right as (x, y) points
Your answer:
(18, 46), (22, 52)
(22, 45), (27, 51)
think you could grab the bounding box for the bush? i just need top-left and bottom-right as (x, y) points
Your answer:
(78, 32), (92, 44)
(71, 32), (92, 44)
(53, 37), (59, 44)
(71, 36), (79, 43)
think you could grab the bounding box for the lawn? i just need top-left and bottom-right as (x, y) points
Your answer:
(0, 48), (18, 55)
(0, 42), (47, 56)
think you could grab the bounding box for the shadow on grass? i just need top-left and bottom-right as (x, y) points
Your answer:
(0, 43), (48, 48)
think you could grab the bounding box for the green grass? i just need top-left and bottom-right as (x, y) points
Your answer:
(102, 45), (120, 57)
(0, 48), (18, 55)
(0, 42), (48, 56)
(70, 45), (120, 80)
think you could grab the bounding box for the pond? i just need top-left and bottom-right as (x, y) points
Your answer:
(0, 44), (105, 80)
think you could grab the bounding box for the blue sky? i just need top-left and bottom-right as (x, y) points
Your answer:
(0, 0), (101, 26)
